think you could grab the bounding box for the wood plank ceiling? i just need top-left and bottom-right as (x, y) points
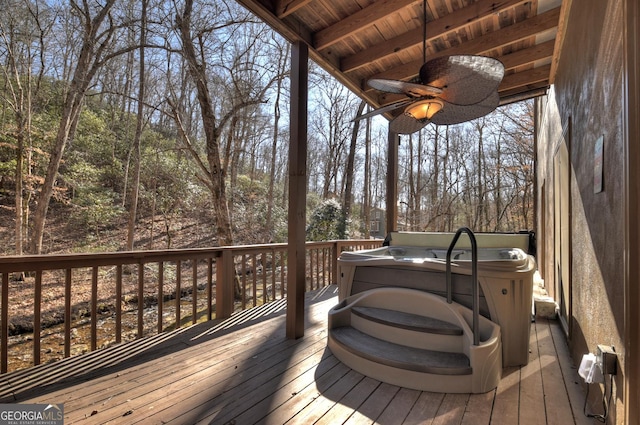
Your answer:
(236, 0), (566, 115)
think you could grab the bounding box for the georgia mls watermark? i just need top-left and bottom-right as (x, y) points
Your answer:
(0, 404), (63, 425)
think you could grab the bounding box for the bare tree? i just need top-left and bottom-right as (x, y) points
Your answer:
(126, 0), (148, 250)
(310, 73), (357, 199)
(266, 35), (289, 239)
(342, 100), (365, 236)
(0, 0), (52, 255)
(170, 0), (280, 246)
(31, 0), (134, 253)
(362, 111), (372, 238)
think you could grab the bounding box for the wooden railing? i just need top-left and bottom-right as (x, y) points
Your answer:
(0, 239), (382, 373)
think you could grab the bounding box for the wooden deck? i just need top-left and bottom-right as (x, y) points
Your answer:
(0, 285), (598, 424)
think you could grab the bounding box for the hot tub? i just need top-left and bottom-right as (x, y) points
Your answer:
(337, 231), (537, 367)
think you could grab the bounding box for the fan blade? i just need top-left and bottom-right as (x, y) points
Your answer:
(419, 55), (504, 106)
(368, 79), (442, 97)
(389, 113), (430, 134)
(352, 98), (415, 122)
(430, 92), (500, 125)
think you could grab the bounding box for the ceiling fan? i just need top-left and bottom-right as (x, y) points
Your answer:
(357, 2), (505, 134)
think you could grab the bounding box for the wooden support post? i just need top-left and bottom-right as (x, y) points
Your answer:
(624, 0), (640, 422)
(216, 250), (234, 320)
(287, 40), (308, 339)
(386, 129), (399, 233)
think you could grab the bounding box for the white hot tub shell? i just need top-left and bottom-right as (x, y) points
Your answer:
(337, 231), (537, 367)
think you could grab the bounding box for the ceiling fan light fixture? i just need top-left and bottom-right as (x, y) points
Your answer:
(404, 99), (444, 121)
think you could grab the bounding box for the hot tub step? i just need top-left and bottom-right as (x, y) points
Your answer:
(351, 306), (463, 335)
(329, 326), (471, 375)
(327, 287), (503, 393)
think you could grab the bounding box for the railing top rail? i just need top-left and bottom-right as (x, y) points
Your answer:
(0, 248), (224, 273)
(0, 239), (381, 273)
(219, 243), (288, 253)
(0, 237), (380, 373)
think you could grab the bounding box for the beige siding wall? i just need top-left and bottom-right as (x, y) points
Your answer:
(536, 0), (626, 422)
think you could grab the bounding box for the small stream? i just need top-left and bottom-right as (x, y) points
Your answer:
(6, 293), (212, 372)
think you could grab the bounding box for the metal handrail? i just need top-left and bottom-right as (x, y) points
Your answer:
(445, 227), (480, 346)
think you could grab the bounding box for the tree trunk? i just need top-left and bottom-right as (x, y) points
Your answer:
(32, 89), (85, 253)
(363, 112), (371, 238)
(476, 122), (486, 231)
(443, 126), (450, 231)
(31, 0), (118, 253)
(15, 119), (24, 255)
(407, 134), (415, 230)
(266, 88), (281, 236)
(431, 127), (440, 230)
(342, 100), (366, 237)
(176, 1), (233, 247)
(266, 44), (288, 237)
(126, 0), (147, 250)
(415, 130), (423, 230)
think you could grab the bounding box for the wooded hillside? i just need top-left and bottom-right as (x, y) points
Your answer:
(0, 0), (535, 256)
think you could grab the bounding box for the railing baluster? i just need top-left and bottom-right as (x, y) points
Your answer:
(332, 244), (338, 285)
(34, 271), (42, 366)
(281, 250), (287, 298)
(316, 249), (320, 288)
(158, 262), (164, 332)
(322, 248), (327, 286)
(314, 249), (319, 289)
(1, 273), (7, 374)
(116, 265), (122, 344)
(138, 263), (144, 338)
(0, 240), (381, 373)
(91, 267), (98, 351)
(1, 273), (7, 373)
(175, 261), (182, 329)
(192, 260), (198, 324)
(252, 254), (257, 307)
(317, 249), (321, 288)
(331, 247), (335, 283)
(261, 253), (267, 304)
(207, 258), (213, 321)
(241, 255), (247, 310)
(271, 250), (276, 301)
(309, 249), (314, 291)
(65, 269), (72, 357)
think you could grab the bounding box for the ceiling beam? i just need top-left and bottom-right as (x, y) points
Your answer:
(499, 84), (549, 104)
(237, 0), (565, 113)
(340, 0), (529, 73)
(365, 7), (561, 85)
(314, 0), (421, 51)
(499, 39), (555, 69)
(499, 64), (552, 92)
(235, 0), (313, 45)
(276, 0), (312, 18)
(549, 0), (572, 84)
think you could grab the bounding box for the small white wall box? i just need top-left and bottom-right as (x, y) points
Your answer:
(596, 345), (617, 375)
(578, 353), (603, 383)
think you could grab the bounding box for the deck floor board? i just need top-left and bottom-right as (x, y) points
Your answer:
(519, 317), (547, 425)
(0, 286), (598, 424)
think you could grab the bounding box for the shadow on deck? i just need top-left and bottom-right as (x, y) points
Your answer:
(0, 285), (598, 424)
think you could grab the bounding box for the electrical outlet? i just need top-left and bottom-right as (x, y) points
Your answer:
(596, 345), (617, 375)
